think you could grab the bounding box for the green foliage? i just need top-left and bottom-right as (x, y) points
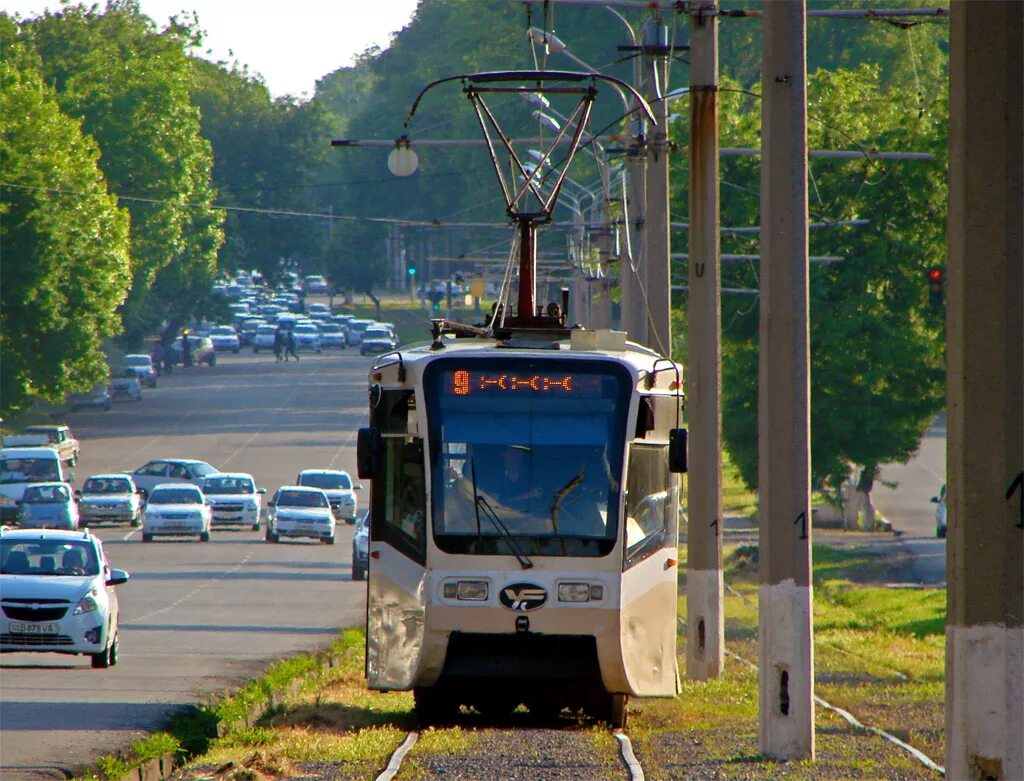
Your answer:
(0, 14), (131, 415)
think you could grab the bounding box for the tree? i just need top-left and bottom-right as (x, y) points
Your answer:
(0, 14), (131, 415)
(25, 1), (223, 343)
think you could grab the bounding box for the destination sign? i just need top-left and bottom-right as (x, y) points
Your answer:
(445, 369), (604, 396)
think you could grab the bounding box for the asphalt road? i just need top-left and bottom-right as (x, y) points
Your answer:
(873, 415), (947, 585)
(1, 349), (373, 780)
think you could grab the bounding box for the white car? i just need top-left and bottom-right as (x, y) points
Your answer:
(359, 326), (399, 356)
(345, 318), (374, 346)
(306, 303), (330, 317)
(0, 527), (129, 668)
(209, 325), (241, 353)
(352, 509), (369, 581)
(17, 482), (79, 530)
(296, 469), (360, 523)
(291, 323), (322, 353)
(318, 323), (346, 349)
(252, 324), (278, 353)
(202, 473), (265, 530)
(77, 474), (143, 527)
(121, 355), (157, 388)
(931, 483), (947, 538)
(126, 459), (219, 494)
(141, 483), (213, 542)
(266, 486), (335, 544)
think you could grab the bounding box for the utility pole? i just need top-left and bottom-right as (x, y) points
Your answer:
(643, 17), (672, 357)
(758, 0), (814, 760)
(945, 2), (1024, 778)
(685, 0), (724, 682)
(621, 138), (648, 344)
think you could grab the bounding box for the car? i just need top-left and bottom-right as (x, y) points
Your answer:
(238, 318), (264, 346)
(296, 469), (360, 523)
(318, 322), (346, 349)
(121, 354), (157, 388)
(931, 483), (947, 538)
(68, 384), (112, 412)
(126, 459), (219, 494)
(291, 323), (322, 353)
(170, 335), (217, 367)
(141, 483), (213, 542)
(330, 314), (354, 328)
(108, 376), (142, 402)
(2, 424), (80, 466)
(360, 326), (399, 356)
(17, 482), (79, 530)
(0, 527), (129, 667)
(308, 311), (332, 323)
(77, 474), (143, 527)
(209, 325), (241, 353)
(0, 447), (70, 524)
(304, 275), (329, 294)
(345, 319), (375, 346)
(266, 486), (335, 544)
(306, 303), (330, 317)
(252, 324), (278, 353)
(352, 509), (369, 581)
(201, 473), (265, 530)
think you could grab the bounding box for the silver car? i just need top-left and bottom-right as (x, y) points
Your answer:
(18, 483), (79, 530)
(77, 475), (143, 527)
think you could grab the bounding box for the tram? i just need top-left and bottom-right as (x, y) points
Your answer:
(354, 71), (686, 728)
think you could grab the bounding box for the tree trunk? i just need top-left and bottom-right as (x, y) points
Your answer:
(856, 464), (878, 530)
(367, 290), (381, 320)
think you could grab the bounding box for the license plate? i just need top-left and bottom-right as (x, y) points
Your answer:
(10, 622), (58, 634)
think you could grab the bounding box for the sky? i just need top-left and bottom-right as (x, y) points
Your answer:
(2, 0), (420, 98)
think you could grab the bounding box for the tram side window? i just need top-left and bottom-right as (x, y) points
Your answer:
(374, 438), (427, 563)
(624, 442), (678, 569)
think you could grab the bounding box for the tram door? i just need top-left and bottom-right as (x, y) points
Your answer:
(365, 389), (428, 690)
(619, 410), (681, 695)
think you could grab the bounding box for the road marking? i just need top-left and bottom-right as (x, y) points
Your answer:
(375, 730), (419, 781)
(614, 730), (645, 781)
(121, 528), (138, 541)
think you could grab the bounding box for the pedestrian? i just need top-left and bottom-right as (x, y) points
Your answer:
(286, 329), (299, 362)
(181, 330), (193, 367)
(273, 328), (285, 362)
(150, 342), (166, 376)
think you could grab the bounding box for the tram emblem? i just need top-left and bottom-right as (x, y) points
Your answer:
(500, 583), (547, 611)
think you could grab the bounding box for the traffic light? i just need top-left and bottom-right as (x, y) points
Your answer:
(430, 290), (444, 312)
(407, 262), (417, 277)
(927, 267), (944, 308)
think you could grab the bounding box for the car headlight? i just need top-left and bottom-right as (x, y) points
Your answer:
(246, 500), (259, 510)
(74, 590), (99, 615)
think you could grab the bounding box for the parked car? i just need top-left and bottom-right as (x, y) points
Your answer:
(252, 324), (278, 353)
(125, 459), (219, 494)
(121, 354), (158, 388)
(108, 376), (142, 402)
(931, 483), (947, 538)
(318, 323), (346, 349)
(209, 325), (241, 353)
(77, 474), (143, 527)
(68, 384), (112, 412)
(170, 335), (217, 367)
(201, 473), (265, 530)
(17, 482), (79, 530)
(0, 527), (129, 667)
(352, 509), (369, 581)
(2, 425), (80, 466)
(304, 275), (329, 294)
(345, 318), (375, 346)
(291, 323), (322, 353)
(296, 469), (360, 523)
(360, 326), (399, 356)
(266, 486), (335, 544)
(0, 447), (70, 524)
(141, 483), (212, 542)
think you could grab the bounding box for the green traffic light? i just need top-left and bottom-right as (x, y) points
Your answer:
(408, 268), (417, 276)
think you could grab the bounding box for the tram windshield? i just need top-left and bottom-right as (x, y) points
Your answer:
(425, 359), (631, 557)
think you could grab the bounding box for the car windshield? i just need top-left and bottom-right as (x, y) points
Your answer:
(149, 488), (203, 504)
(83, 478), (133, 494)
(1, 457), (59, 484)
(22, 484), (70, 503)
(276, 490), (328, 508)
(187, 462), (218, 477)
(294, 325), (317, 333)
(425, 359), (631, 558)
(364, 329), (391, 339)
(124, 356), (150, 367)
(257, 326), (276, 334)
(212, 327), (235, 335)
(320, 324), (341, 333)
(203, 477), (254, 494)
(0, 540), (101, 576)
(299, 472), (351, 490)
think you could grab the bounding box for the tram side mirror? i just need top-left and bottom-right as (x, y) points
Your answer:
(669, 428), (688, 473)
(357, 427), (382, 480)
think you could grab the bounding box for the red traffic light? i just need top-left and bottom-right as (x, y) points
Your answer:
(928, 267), (943, 282)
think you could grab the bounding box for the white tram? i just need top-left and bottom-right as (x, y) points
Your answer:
(357, 326), (687, 726)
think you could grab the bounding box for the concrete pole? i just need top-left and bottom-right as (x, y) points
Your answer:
(758, 0), (814, 760)
(685, 0), (724, 682)
(644, 21), (672, 358)
(945, 3), (1024, 778)
(621, 152), (648, 344)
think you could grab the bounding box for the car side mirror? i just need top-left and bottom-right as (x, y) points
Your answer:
(257, 488), (267, 494)
(357, 427), (382, 480)
(930, 496), (939, 503)
(107, 569), (130, 586)
(355, 483), (363, 491)
(668, 428), (688, 474)
(74, 489), (82, 498)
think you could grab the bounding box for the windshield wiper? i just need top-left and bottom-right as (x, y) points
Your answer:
(469, 458), (533, 570)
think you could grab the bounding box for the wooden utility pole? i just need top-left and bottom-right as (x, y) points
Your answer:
(758, 0), (814, 760)
(685, 0), (724, 682)
(945, 3), (1024, 778)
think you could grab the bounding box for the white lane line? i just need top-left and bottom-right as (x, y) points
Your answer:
(123, 549), (256, 624)
(121, 528), (139, 541)
(375, 730), (419, 781)
(614, 730), (645, 781)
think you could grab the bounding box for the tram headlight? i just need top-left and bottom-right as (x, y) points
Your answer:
(558, 582), (592, 602)
(443, 580), (489, 601)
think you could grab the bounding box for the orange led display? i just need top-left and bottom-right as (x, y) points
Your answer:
(448, 371), (578, 394)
